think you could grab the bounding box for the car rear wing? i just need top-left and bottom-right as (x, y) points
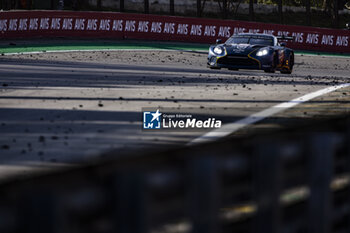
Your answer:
(277, 35), (294, 41)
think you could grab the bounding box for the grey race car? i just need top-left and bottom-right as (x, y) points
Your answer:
(208, 33), (294, 74)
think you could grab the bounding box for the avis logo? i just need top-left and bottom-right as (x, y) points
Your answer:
(143, 109), (162, 129)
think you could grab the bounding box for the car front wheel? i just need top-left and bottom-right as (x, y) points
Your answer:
(280, 53), (294, 74)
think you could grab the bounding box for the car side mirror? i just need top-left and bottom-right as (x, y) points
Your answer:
(216, 39), (222, 44)
(280, 42), (286, 47)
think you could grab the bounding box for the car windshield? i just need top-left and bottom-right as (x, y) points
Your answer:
(225, 35), (274, 46)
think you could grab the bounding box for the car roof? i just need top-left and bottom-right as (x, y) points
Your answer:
(231, 33), (278, 46)
(235, 33), (276, 39)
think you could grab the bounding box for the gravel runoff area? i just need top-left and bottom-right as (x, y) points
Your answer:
(0, 48), (349, 181)
(3, 48), (350, 70)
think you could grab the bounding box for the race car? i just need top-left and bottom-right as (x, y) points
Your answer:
(208, 33), (294, 74)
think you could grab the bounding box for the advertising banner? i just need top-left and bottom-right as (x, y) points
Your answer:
(0, 11), (349, 53)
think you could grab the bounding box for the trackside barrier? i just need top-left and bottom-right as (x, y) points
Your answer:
(0, 117), (349, 233)
(0, 10), (349, 53)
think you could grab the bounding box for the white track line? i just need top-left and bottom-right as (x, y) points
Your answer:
(189, 83), (350, 145)
(1, 48), (204, 56)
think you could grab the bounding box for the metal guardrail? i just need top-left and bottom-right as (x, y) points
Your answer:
(0, 116), (349, 233)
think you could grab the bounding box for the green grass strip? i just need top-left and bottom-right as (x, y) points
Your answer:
(0, 41), (349, 57)
(294, 50), (350, 58)
(0, 41), (209, 54)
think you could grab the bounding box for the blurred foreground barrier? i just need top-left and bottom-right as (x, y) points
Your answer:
(0, 11), (350, 53)
(0, 116), (349, 233)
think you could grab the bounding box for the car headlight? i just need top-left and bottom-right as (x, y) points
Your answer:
(213, 46), (225, 56)
(256, 48), (269, 56)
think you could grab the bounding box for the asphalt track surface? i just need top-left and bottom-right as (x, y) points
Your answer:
(0, 48), (349, 181)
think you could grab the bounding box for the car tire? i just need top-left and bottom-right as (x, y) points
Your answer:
(280, 53), (294, 74)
